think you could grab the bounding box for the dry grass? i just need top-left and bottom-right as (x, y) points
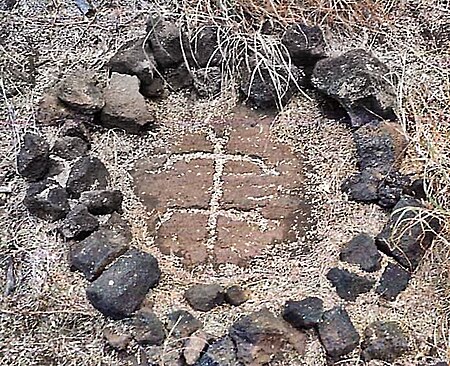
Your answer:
(0, 0), (449, 365)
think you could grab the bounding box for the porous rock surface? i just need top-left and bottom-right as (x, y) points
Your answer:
(79, 189), (123, 215)
(59, 205), (99, 239)
(66, 156), (109, 198)
(339, 233), (382, 272)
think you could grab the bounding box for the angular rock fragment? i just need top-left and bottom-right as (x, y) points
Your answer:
(79, 189), (123, 215)
(140, 77), (165, 98)
(184, 284), (225, 312)
(317, 307), (360, 359)
(191, 26), (222, 67)
(86, 249), (161, 319)
(361, 321), (409, 361)
(326, 268), (375, 301)
(69, 228), (129, 280)
(339, 233), (382, 272)
(376, 198), (441, 270)
(229, 308), (287, 365)
(37, 93), (92, 126)
(23, 179), (70, 221)
(376, 262), (411, 300)
(377, 172), (411, 209)
(109, 38), (157, 84)
(60, 120), (91, 142)
(183, 330), (209, 365)
(193, 67), (221, 98)
(17, 133), (50, 181)
(194, 336), (240, 366)
(165, 63), (194, 91)
(104, 212), (132, 242)
(224, 285), (250, 306)
(66, 156), (109, 198)
(52, 136), (89, 160)
(100, 73), (155, 134)
(282, 23), (325, 67)
(59, 205), (99, 239)
(133, 308), (166, 345)
(57, 70), (105, 113)
(282, 297), (324, 329)
(312, 49), (397, 127)
(166, 310), (203, 338)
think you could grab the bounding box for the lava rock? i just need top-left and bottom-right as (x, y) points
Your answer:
(147, 17), (184, 69)
(166, 310), (203, 338)
(241, 60), (305, 109)
(86, 248), (161, 319)
(342, 168), (381, 202)
(23, 179), (70, 221)
(377, 172), (411, 209)
(327, 268), (375, 301)
(183, 330), (209, 365)
(317, 306), (360, 359)
(339, 233), (382, 272)
(103, 328), (132, 351)
(69, 228), (130, 280)
(59, 205), (99, 239)
(100, 73), (155, 134)
(376, 262), (411, 300)
(166, 63), (194, 91)
(361, 321), (409, 361)
(229, 308), (287, 365)
(193, 67), (221, 98)
(66, 156), (109, 198)
(312, 49), (397, 128)
(281, 23), (325, 67)
(79, 189), (123, 215)
(191, 26), (222, 68)
(60, 120), (91, 142)
(104, 212), (132, 242)
(109, 38), (157, 84)
(376, 198), (441, 270)
(52, 136), (89, 160)
(184, 284), (225, 312)
(17, 133), (50, 181)
(133, 308), (166, 345)
(140, 77), (165, 98)
(57, 70), (105, 113)
(404, 178), (427, 200)
(194, 336), (240, 366)
(224, 285), (250, 306)
(282, 297), (324, 329)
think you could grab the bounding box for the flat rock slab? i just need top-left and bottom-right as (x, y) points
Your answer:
(132, 110), (310, 266)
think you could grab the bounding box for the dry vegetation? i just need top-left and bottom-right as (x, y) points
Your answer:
(0, 0), (449, 365)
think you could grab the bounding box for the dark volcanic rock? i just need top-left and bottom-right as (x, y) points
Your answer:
(17, 133), (50, 181)
(60, 120), (91, 142)
(59, 205), (99, 239)
(194, 336), (240, 366)
(184, 284), (225, 312)
(109, 38), (157, 84)
(133, 308), (166, 345)
(404, 178), (427, 200)
(376, 198), (441, 270)
(312, 49), (397, 128)
(229, 308), (287, 365)
(104, 212), (132, 242)
(147, 17), (184, 69)
(191, 26), (222, 68)
(166, 64), (194, 91)
(57, 71), (105, 113)
(79, 189), (123, 215)
(100, 73), (155, 134)
(86, 248), (161, 319)
(66, 156), (109, 198)
(326, 268), (375, 301)
(340, 233), (382, 272)
(193, 67), (221, 98)
(69, 228), (130, 280)
(166, 310), (202, 338)
(281, 23), (325, 67)
(23, 179), (70, 221)
(52, 136), (89, 160)
(241, 60), (305, 109)
(224, 285), (250, 306)
(317, 306), (360, 359)
(361, 321), (409, 361)
(282, 297), (324, 329)
(140, 77), (165, 98)
(377, 172), (411, 209)
(376, 262), (411, 300)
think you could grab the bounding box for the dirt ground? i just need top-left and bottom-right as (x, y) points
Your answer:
(0, 1), (449, 365)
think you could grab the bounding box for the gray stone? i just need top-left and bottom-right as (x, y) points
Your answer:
(17, 133), (50, 181)
(69, 228), (130, 280)
(23, 179), (70, 221)
(224, 285), (249, 306)
(66, 156), (109, 198)
(166, 64), (194, 91)
(59, 205), (99, 239)
(317, 306), (360, 359)
(133, 308), (166, 345)
(100, 73), (155, 134)
(52, 136), (89, 160)
(184, 284), (225, 312)
(340, 233), (382, 272)
(86, 248), (161, 319)
(326, 268), (375, 301)
(79, 189), (123, 215)
(376, 262), (411, 301)
(282, 297), (324, 329)
(312, 49), (397, 127)
(194, 336), (241, 366)
(166, 310), (202, 338)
